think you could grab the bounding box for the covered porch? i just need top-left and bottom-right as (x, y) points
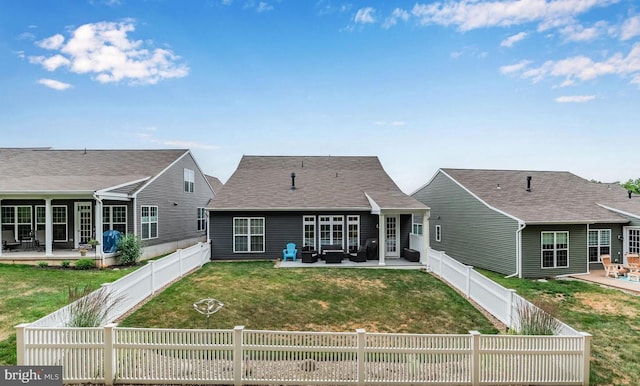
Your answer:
(0, 248), (120, 266)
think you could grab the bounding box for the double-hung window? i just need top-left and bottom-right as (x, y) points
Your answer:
(184, 168), (195, 193)
(588, 229), (610, 263)
(141, 206), (158, 240)
(103, 205), (127, 234)
(234, 217), (264, 253)
(541, 231), (569, 268)
(197, 208), (207, 232)
(412, 214), (423, 235)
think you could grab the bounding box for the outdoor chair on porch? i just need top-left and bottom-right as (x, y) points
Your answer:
(626, 253), (640, 273)
(601, 255), (622, 278)
(282, 243), (297, 261)
(2, 230), (20, 251)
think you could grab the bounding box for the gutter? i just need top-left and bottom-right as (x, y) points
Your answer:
(506, 221), (526, 278)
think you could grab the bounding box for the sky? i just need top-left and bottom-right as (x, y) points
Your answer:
(1, 0), (639, 194)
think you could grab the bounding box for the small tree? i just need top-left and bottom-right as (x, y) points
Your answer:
(622, 178), (640, 194)
(117, 233), (143, 266)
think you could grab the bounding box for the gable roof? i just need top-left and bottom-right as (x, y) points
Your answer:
(205, 175), (224, 194)
(0, 148), (190, 195)
(208, 155), (428, 211)
(438, 168), (640, 224)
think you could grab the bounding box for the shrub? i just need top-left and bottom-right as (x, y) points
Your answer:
(66, 285), (126, 327)
(61, 260), (71, 269)
(37, 261), (48, 268)
(117, 233), (143, 266)
(515, 298), (560, 335)
(75, 258), (96, 270)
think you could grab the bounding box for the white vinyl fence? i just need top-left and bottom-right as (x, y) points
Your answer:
(28, 242), (210, 327)
(16, 324), (591, 386)
(426, 247), (583, 336)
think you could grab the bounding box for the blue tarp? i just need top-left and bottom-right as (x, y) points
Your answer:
(103, 230), (123, 253)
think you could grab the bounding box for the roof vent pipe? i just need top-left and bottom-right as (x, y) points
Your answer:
(290, 172), (296, 191)
(629, 190), (633, 199)
(526, 176), (532, 192)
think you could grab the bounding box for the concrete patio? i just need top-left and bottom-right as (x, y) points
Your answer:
(277, 257), (425, 269)
(568, 268), (640, 295)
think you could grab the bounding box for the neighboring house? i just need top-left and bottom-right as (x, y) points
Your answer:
(205, 175), (224, 195)
(412, 168), (640, 278)
(0, 148), (216, 264)
(207, 155), (429, 264)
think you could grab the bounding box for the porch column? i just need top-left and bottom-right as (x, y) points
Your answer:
(0, 199), (3, 257)
(378, 213), (386, 266)
(420, 209), (429, 265)
(94, 198), (104, 266)
(45, 199), (53, 256)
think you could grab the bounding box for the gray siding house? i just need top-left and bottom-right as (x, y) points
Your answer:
(207, 156), (430, 265)
(412, 168), (640, 278)
(0, 148), (216, 265)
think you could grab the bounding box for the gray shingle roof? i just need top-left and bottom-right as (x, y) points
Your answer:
(205, 175), (224, 194)
(209, 155), (428, 211)
(0, 148), (189, 193)
(441, 168), (640, 224)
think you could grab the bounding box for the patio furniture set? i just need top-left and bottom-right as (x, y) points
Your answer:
(282, 238), (386, 264)
(602, 254), (640, 282)
(1, 230), (42, 252)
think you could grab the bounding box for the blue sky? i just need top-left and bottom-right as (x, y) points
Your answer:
(1, 0), (639, 193)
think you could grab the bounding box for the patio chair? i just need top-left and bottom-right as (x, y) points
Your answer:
(601, 255), (620, 278)
(626, 253), (640, 272)
(2, 230), (20, 251)
(282, 243), (297, 261)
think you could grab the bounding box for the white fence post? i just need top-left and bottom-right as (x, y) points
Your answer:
(178, 249), (184, 276)
(15, 323), (28, 365)
(439, 250), (445, 277)
(506, 289), (516, 330)
(465, 266), (473, 297)
(356, 329), (366, 386)
(582, 332), (592, 386)
(104, 323), (117, 386)
(469, 330), (481, 386)
(234, 325), (244, 386)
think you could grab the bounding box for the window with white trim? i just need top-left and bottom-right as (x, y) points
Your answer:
(234, 217), (264, 253)
(1, 206), (33, 240)
(35, 205), (68, 242)
(435, 225), (441, 242)
(588, 229), (610, 263)
(184, 168), (195, 193)
(319, 215), (343, 249)
(103, 205), (127, 234)
(628, 228), (640, 255)
(303, 216), (316, 249)
(141, 206), (158, 240)
(197, 208), (207, 232)
(412, 214), (423, 235)
(541, 231), (569, 268)
(347, 215), (360, 253)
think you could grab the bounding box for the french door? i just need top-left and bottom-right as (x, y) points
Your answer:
(75, 202), (92, 246)
(385, 215), (399, 257)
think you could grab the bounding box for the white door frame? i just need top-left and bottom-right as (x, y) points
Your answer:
(385, 214), (400, 258)
(74, 202), (93, 248)
(623, 226), (640, 265)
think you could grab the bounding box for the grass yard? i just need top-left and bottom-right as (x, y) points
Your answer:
(0, 263), (139, 365)
(480, 269), (640, 386)
(120, 261), (499, 335)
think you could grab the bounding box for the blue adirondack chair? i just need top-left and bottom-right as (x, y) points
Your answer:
(282, 243), (297, 261)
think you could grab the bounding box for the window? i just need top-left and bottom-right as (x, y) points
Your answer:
(412, 214), (423, 235)
(541, 231), (569, 268)
(197, 208), (207, 232)
(435, 225), (441, 242)
(234, 217), (264, 253)
(141, 206), (158, 240)
(588, 229), (610, 262)
(347, 215), (360, 253)
(184, 168), (195, 193)
(319, 215), (343, 249)
(1, 206), (33, 239)
(103, 206), (127, 234)
(52, 206), (68, 242)
(303, 216), (316, 249)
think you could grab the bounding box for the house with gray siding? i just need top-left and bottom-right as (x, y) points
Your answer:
(412, 168), (640, 278)
(0, 148), (216, 265)
(207, 156), (429, 265)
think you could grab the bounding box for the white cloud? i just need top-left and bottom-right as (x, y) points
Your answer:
(555, 95), (596, 103)
(354, 7), (376, 24)
(383, 8), (410, 29)
(621, 15), (640, 41)
(559, 23), (604, 42)
(38, 78), (72, 90)
(506, 43), (640, 87)
(18, 32), (36, 40)
(411, 0), (616, 32)
(256, 2), (273, 12)
(29, 21), (188, 85)
(500, 32), (528, 47)
(37, 34), (65, 50)
(499, 59), (532, 74)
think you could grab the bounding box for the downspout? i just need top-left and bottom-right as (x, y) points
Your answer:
(506, 221), (526, 278)
(93, 192), (105, 267)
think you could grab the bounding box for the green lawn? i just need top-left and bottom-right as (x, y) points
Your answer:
(479, 269), (640, 386)
(120, 261), (499, 335)
(0, 263), (138, 365)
